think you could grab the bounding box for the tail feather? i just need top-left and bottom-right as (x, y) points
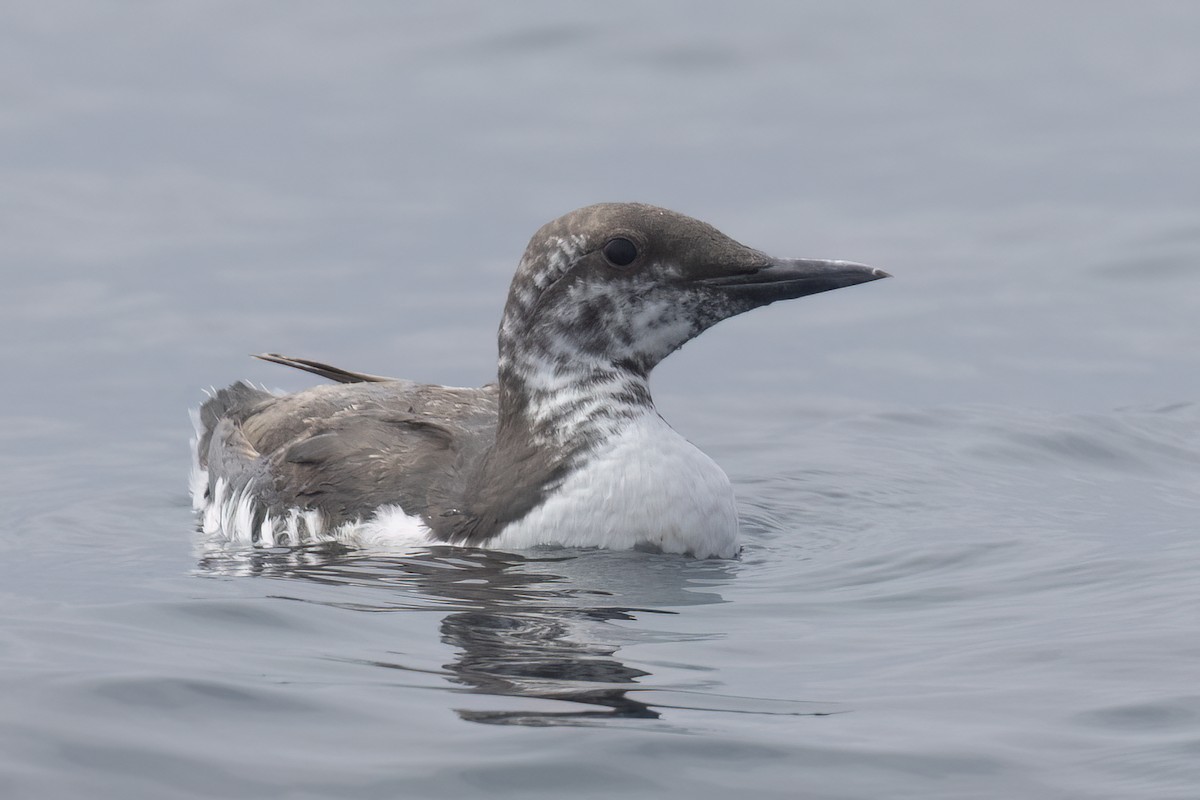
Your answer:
(195, 381), (273, 471)
(192, 384), (275, 541)
(253, 353), (395, 384)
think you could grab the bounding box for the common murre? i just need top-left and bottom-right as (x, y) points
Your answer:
(191, 203), (888, 558)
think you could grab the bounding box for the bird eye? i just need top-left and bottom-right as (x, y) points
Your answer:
(602, 237), (638, 268)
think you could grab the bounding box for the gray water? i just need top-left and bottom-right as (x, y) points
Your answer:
(2, 3), (1199, 798)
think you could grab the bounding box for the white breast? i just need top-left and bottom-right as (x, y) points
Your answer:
(490, 413), (740, 558)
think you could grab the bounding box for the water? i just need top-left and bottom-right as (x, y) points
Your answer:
(2, 3), (1200, 798)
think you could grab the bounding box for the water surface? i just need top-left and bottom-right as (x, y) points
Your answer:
(2, 3), (1199, 798)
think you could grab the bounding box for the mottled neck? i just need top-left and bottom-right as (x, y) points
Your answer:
(497, 338), (654, 448)
(494, 236), (665, 447)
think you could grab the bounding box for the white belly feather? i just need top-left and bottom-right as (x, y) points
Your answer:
(490, 413), (740, 558)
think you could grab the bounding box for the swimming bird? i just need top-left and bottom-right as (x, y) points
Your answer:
(191, 203), (887, 558)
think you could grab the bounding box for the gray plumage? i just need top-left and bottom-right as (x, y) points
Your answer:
(193, 203), (888, 555)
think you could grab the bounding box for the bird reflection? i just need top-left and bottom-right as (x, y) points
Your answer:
(440, 607), (663, 725)
(194, 541), (735, 726)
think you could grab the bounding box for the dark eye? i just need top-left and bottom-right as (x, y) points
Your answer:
(602, 237), (638, 268)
